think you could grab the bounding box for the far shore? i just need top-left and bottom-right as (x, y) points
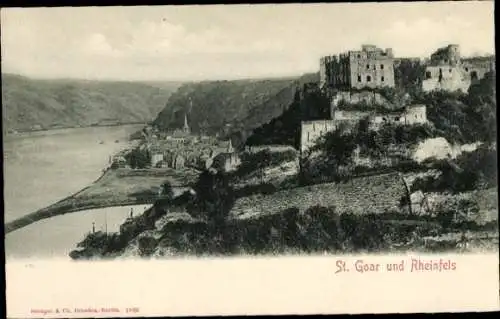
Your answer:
(4, 167), (200, 235)
(4, 121), (148, 138)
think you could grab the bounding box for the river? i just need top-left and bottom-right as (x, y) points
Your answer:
(3, 125), (152, 260)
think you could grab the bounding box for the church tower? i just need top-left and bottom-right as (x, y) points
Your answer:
(183, 113), (190, 134)
(227, 139), (234, 153)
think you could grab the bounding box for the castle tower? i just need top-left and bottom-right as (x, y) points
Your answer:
(227, 139), (234, 153)
(183, 113), (190, 134)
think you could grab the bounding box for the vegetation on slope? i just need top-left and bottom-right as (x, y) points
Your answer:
(245, 83), (330, 147)
(413, 71), (497, 144)
(71, 201), (498, 259)
(152, 73), (319, 145)
(2, 73), (181, 132)
(411, 144), (497, 194)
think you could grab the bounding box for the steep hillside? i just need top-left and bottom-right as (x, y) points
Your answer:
(245, 83), (330, 148)
(152, 73), (319, 144)
(2, 74), (182, 133)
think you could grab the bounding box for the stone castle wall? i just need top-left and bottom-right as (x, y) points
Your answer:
(300, 104), (427, 156)
(320, 45), (395, 91)
(230, 172), (410, 219)
(403, 105), (427, 125)
(300, 120), (336, 153)
(348, 51), (395, 89)
(332, 105), (427, 130)
(422, 44), (494, 92)
(330, 91), (390, 112)
(422, 65), (471, 93)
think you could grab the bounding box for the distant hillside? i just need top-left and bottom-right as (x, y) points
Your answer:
(152, 73), (319, 144)
(2, 74), (182, 133)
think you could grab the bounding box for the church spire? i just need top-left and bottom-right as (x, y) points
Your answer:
(183, 113), (190, 134)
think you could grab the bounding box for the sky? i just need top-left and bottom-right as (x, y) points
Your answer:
(1, 2), (495, 81)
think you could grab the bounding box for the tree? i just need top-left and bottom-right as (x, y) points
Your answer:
(303, 129), (357, 182)
(159, 182), (174, 200)
(465, 71), (497, 143)
(190, 170), (235, 231)
(126, 147), (151, 169)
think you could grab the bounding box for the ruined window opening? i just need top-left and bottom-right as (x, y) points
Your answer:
(307, 132), (310, 141)
(425, 71), (432, 79)
(381, 76), (385, 82)
(471, 71), (478, 81)
(367, 75), (372, 82)
(357, 75), (362, 82)
(395, 117), (400, 121)
(357, 54), (361, 58)
(380, 64), (384, 69)
(465, 67), (469, 72)
(444, 59), (448, 63)
(449, 68), (452, 73)
(366, 64), (370, 69)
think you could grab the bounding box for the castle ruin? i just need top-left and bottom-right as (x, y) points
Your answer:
(422, 44), (494, 92)
(320, 44), (396, 91)
(300, 44), (435, 154)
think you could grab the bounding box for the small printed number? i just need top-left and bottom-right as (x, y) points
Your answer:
(126, 308), (139, 313)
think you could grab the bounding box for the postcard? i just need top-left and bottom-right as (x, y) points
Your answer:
(3, 2), (498, 317)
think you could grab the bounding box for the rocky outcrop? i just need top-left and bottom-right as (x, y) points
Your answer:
(412, 137), (482, 163)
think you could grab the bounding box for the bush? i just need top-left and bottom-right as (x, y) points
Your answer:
(187, 170), (235, 231)
(125, 147), (151, 169)
(412, 72), (496, 144)
(234, 149), (296, 178)
(411, 145), (497, 193)
(434, 198), (481, 229)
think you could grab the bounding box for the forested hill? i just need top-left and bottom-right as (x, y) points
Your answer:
(152, 73), (319, 144)
(2, 74), (182, 133)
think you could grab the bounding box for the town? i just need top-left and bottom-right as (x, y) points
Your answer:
(111, 43), (494, 175)
(63, 42), (497, 258)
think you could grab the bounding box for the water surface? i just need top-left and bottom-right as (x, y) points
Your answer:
(3, 125), (150, 259)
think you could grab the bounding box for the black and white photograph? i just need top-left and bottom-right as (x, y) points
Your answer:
(2, 2), (499, 316)
(3, 2), (497, 261)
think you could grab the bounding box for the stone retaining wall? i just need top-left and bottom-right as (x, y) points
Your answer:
(230, 172), (409, 219)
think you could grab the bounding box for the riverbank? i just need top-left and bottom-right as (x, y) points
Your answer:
(4, 121), (147, 138)
(4, 167), (200, 234)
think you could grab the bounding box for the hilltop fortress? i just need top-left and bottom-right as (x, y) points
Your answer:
(303, 45), (420, 154)
(320, 44), (396, 91)
(300, 44), (494, 154)
(320, 43), (494, 94)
